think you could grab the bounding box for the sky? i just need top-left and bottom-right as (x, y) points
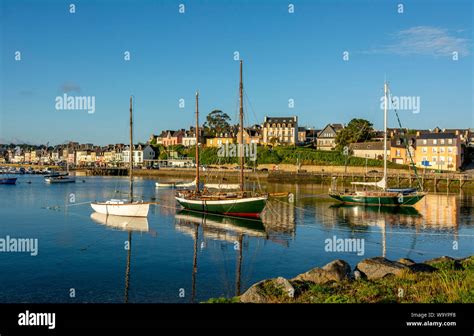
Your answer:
(0, 0), (473, 145)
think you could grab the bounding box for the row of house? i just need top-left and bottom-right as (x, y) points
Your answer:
(349, 128), (473, 171)
(151, 116), (473, 171)
(1, 142), (156, 167)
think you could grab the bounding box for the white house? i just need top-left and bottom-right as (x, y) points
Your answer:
(123, 144), (155, 166)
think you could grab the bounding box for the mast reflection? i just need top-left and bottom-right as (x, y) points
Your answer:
(90, 212), (150, 303)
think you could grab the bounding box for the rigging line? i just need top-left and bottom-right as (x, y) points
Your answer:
(388, 87), (423, 191)
(243, 89), (260, 128)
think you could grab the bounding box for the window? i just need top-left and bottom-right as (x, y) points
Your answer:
(440, 139), (445, 144)
(448, 139), (453, 144)
(422, 156), (427, 162)
(440, 156), (445, 162)
(448, 156), (453, 162)
(422, 147), (427, 153)
(423, 139), (427, 145)
(396, 149), (401, 157)
(432, 156), (437, 162)
(432, 147), (437, 153)
(433, 139), (437, 145)
(440, 147), (445, 153)
(448, 147), (453, 153)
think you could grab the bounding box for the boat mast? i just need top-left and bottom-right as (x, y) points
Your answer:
(195, 91), (200, 193)
(239, 60), (244, 193)
(383, 82), (388, 191)
(129, 96), (134, 202)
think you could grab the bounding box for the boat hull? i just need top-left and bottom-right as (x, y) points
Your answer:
(90, 202), (150, 217)
(175, 195), (267, 218)
(0, 177), (17, 185)
(329, 192), (424, 206)
(156, 180), (196, 189)
(45, 177), (76, 183)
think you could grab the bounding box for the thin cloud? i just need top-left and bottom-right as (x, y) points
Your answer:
(366, 26), (471, 57)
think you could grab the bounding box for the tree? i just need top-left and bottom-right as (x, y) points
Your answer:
(203, 110), (231, 137)
(335, 118), (374, 151)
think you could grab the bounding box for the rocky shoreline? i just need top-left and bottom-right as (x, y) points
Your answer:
(228, 256), (474, 303)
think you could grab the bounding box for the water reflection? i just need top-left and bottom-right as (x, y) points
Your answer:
(175, 210), (268, 299)
(90, 213), (150, 303)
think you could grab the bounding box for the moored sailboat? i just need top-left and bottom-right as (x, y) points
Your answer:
(329, 83), (425, 206)
(175, 61), (268, 218)
(90, 96), (151, 217)
(0, 177), (17, 185)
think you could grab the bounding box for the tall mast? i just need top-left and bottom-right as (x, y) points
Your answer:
(239, 60), (244, 193)
(195, 91), (200, 193)
(129, 96), (134, 201)
(383, 82), (388, 190)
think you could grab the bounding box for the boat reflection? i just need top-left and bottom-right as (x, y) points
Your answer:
(90, 212), (150, 303)
(175, 210), (268, 301)
(175, 210), (267, 241)
(90, 212), (149, 232)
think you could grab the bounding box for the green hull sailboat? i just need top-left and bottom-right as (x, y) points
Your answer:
(329, 82), (425, 207)
(329, 191), (424, 206)
(175, 61), (268, 218)
(175, 194), (267, 218)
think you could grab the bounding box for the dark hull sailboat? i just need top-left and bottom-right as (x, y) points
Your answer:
(329, 83), (425, 207)
(175, 61), (268, 218)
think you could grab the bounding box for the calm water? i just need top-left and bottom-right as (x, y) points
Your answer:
(1, 175), (473, 303)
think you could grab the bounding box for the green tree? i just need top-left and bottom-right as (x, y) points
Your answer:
(335, 118), (374, 151)
(203, 110), (231, 137)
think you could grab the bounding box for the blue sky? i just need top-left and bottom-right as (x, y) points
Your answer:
(1, 0), (472, 145)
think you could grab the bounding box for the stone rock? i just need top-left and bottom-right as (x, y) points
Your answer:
(274, 277), (295, 298)
(353, 269), (364, 280)
(292, 259), (351, 284)
(239, 277), (295, 303)
(356, 257), (408, 280)
(397, 258), (416, 266)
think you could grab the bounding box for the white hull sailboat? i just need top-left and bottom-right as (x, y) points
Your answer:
(91, 200), (150, 217)
(156, 179), (196, 189)
(91, 96), (152, 217)
(45, 175), (76, 183)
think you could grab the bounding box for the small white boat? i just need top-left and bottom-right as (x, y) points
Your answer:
(204, 183), (240, 190)
(91, 199), (150, 217)
(90, 97), (154, 218)
(156, 179), (196, 189)
(45, 175), (76, 183)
